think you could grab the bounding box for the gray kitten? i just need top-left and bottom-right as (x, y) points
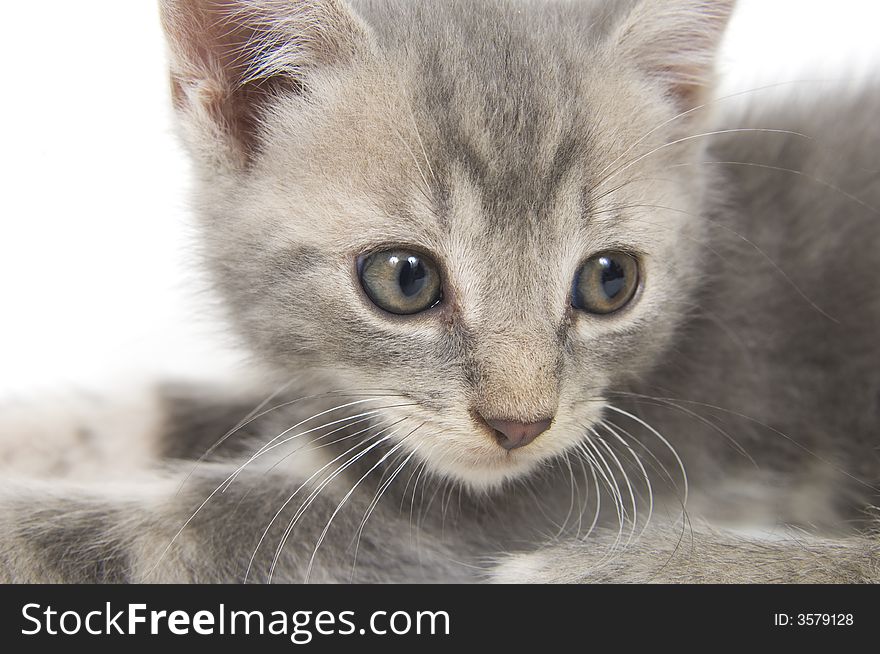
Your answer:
(1, 0), (878, 583)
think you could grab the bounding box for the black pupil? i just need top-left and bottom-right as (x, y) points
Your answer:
(398, 256), (427, 297)
(599, 256), (626, 299)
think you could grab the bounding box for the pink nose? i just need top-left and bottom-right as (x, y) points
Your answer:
(484, 417), (553, 450)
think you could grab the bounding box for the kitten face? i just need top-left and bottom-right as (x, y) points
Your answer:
(164, 0), (733, 489)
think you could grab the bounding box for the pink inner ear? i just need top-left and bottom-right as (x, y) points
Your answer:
(169, 70), (304, 164)
(160, 0), (365, 167)
(653, 59), (716, 111)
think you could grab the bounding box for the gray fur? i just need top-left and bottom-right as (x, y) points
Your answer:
(1, 0), (879, 583)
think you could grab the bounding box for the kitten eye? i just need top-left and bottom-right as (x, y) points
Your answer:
(572, 251), (640, 315)
(359, 249), (443, 315)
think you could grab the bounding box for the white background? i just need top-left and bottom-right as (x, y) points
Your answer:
(1, 1), (879, 398)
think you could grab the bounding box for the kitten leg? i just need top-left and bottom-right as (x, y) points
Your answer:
(0, 463), (473, 583)
(491, 525), (880, 583)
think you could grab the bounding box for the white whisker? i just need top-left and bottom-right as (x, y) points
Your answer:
(228, 400), (417, 486)
(579, 435), (626, 552)
(591, 428), (639, 547)
(268, 421), (412, 583)
(350, 446), (420, 581)
(605, 404), (689, 508)
(600, 420), (654, 543)
(305, 427), (420, 583)
(592, 128), (810, 197)
(244, 426), (386, 582)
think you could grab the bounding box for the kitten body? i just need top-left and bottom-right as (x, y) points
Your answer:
(1, 0), (879, 583)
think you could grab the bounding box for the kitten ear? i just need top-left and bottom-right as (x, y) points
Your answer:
(159, 0), (368, 168)
(613, 0), (735, 111)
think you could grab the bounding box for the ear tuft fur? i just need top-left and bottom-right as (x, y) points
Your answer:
(614, 0), (736, 110)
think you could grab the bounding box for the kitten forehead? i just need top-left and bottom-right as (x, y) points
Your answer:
(246, 0), (684, 255)
(371, 2), (601, 229)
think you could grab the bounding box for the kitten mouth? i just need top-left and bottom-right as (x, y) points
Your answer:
(431, 438), (558, 491)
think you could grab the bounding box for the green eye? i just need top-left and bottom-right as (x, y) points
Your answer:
(359, 249), (443, 315)
(572, 251), (640, 315)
